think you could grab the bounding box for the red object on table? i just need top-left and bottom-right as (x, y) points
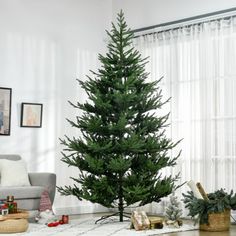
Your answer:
(47, 221), (60, 227)
(62, 215), (69, 224)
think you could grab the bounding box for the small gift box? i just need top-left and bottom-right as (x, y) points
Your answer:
(131, 211), (150, 231)
(148, 216), (164, 229)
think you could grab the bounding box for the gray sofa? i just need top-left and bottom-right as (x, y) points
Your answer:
(0, 155), (56, 214)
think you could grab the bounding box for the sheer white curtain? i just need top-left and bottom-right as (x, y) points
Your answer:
(134, 17), (236, 197)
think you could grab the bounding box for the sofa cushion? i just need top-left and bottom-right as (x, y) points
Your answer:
(0, 186), (45, 200)
(0, 159), (30, 187)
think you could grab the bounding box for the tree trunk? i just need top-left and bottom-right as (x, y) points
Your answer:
(118, 174), (123, 222)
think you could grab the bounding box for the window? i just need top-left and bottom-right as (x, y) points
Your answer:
(134, 18), (236, 193)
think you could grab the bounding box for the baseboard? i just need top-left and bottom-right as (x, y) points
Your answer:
(54, 204), (236, 222)
(53, 204), (109, 215)
(53, 203), (161, 216)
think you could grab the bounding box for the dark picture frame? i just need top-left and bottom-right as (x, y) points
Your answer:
(20, 103), (43, 128)
(0, 87), (12, 135)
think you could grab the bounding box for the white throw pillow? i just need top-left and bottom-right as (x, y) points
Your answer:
(0, 159), (30, 186)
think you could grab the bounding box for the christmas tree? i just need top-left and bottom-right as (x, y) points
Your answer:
(57, 11), (181, 222)
(165, 193), (183, 222)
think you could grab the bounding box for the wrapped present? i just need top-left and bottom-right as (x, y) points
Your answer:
(148, 216), (164, 229)
(131, 211), (150, 231)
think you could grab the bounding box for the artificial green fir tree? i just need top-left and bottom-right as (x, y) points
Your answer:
(57, 11), (181, 222)
(165, 193), (183, 226)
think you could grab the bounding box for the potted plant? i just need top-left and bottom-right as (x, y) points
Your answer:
(183, 188), (236, 231)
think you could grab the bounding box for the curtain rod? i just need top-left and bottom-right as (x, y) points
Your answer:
(131, 7), (236, 35)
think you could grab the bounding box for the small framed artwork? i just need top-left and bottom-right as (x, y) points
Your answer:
(0, 87), (12, 135)
(21, 103), (43, 128)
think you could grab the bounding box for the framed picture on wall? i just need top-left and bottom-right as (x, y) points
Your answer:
(0, 87), (12, 136)
(20, 103), (43, 128)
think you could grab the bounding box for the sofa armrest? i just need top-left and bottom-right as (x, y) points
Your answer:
(28, 173), (56, 204)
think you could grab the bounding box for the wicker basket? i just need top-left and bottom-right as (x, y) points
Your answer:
(0, 210), (29, 233)
(200, 209), (230, 232)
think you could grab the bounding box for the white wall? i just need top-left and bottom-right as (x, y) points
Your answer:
(112, 0), (236, 30)
(0, 0), (111, 214)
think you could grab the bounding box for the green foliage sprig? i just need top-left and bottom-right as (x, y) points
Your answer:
(183, 189), (236, 224)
